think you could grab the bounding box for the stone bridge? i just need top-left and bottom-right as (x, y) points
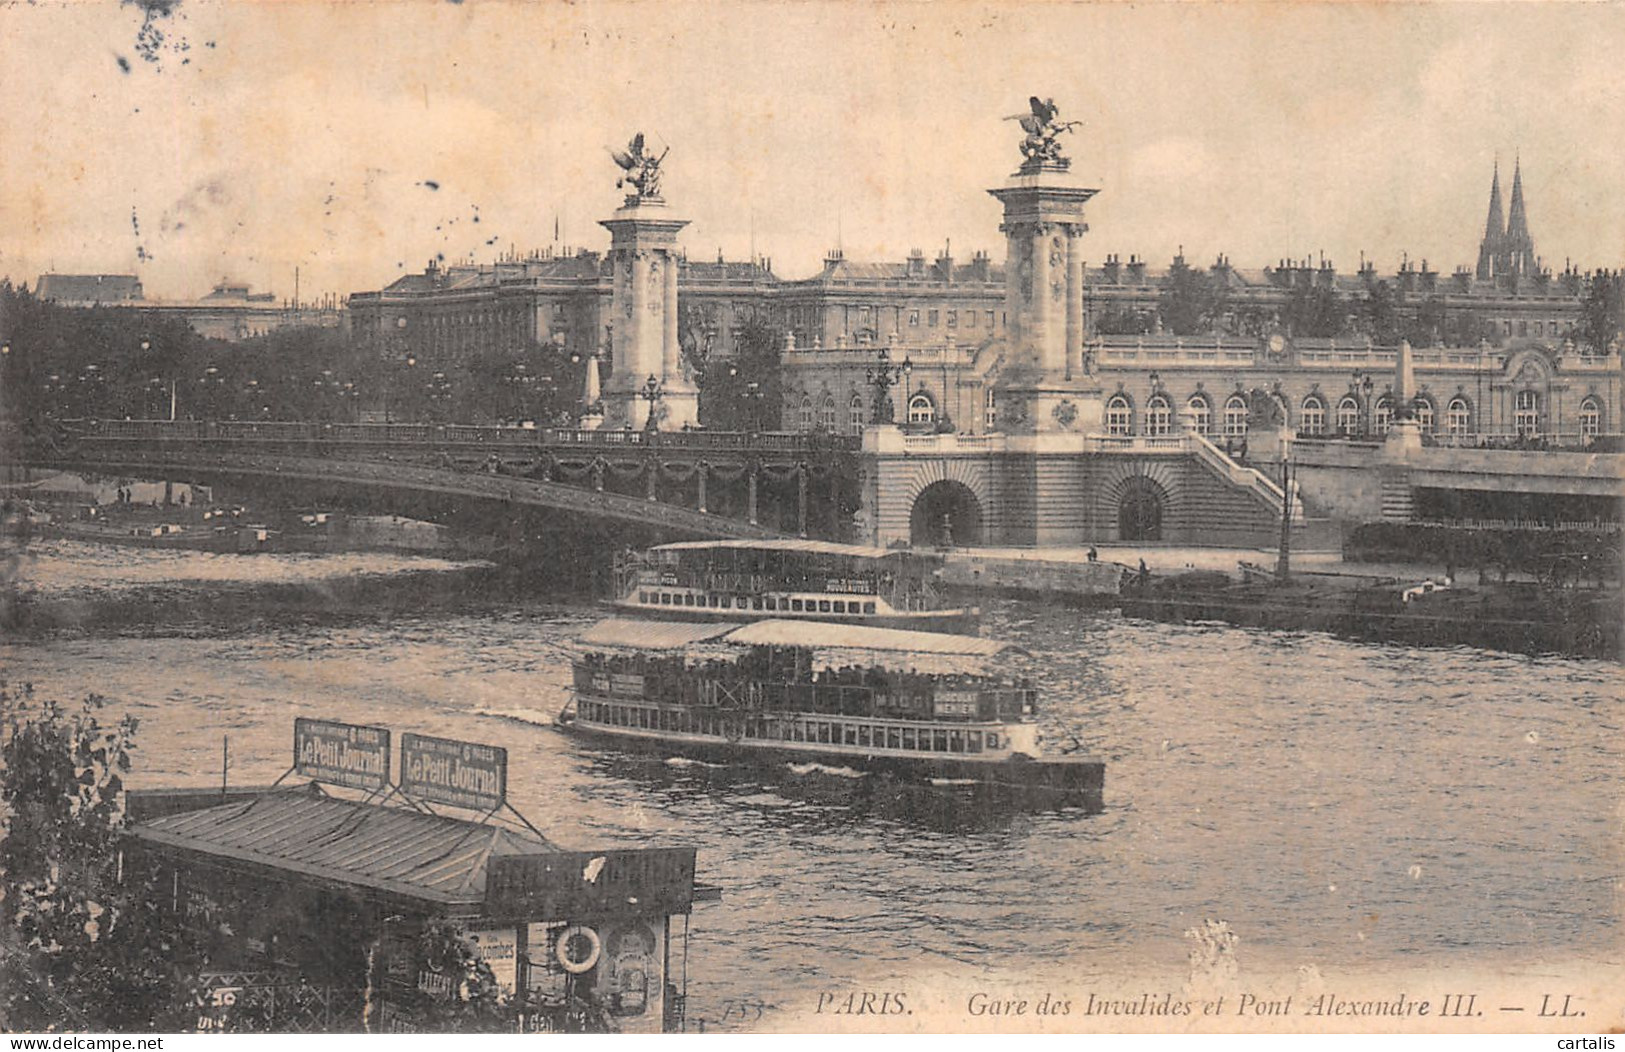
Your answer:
(20, 421), (860, 541)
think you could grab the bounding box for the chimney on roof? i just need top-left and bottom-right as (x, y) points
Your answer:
(1103, 254), (1122, 284)
(907, 248), (926, 278)
(966, 250), (991, 282)
(1127, 255), (1147, 284)
(936, 243), (954, 284)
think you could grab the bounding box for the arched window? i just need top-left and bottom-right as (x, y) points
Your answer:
(798, 396), (814, 432)
(849, 394), (866, 433)
(1223, 394), (1248, 436)
(1301, 395), (1326, 436)
(907, 392), (937, 426)
(1446, 396), (1471, 435)
(1514, 389), (1540, 437)
(1336, 395), (1361, 436)
(1186, 393), (1211, 435)
(1106, 394), (1133, 435)
(984, 388), (997, 431)
(1373, 394), (1393, 435)
(1414, 396), (1435, 434)
(1579, 396), (1603, 438)
(819, 396), (838, 432)
(1145, 394), (1172, 436)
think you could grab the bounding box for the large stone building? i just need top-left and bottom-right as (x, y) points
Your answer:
(35, 275), (345, 341)
(347, 160), (1608, 411)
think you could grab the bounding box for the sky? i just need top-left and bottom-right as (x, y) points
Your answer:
(2, 1), (1622, 303)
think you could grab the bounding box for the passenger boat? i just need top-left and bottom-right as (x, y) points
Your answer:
(610, 539), (977, 633)
(556, 618), (1104, 804)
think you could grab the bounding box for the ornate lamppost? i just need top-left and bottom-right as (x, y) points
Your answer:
(639, 373), (664, 431)
(865, 344), (913, 424)
(1350, 370), (1374, 438)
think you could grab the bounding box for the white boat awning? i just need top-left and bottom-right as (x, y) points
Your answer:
(718, 620), (1022, 657)
(577, 618), (742, 650)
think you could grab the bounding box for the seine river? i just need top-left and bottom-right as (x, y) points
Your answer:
(2, 541), (1619, 1030)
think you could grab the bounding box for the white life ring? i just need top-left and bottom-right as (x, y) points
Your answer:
(556, 925), (602, 974)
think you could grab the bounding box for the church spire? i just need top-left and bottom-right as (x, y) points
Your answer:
(1503, 155), (1536, 278)
(1475, 159), (1505, 280)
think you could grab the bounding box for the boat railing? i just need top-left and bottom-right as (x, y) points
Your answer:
(578, 666), (1032, 721)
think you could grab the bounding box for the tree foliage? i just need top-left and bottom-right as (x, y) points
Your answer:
(1577, 271), (1624, 355)
(696, 320), (785, 431)
(1, 684), (204, 1032)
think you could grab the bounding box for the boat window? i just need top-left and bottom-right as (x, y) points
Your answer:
(888, 727), (903, 750)
(864, 602), (876, 614)
(764, 598), (776, 611)
(901, 727), (916, 750)
(857, 725), (871, 747)
(966, 732), (982, 753)
(833, 601), (846, 614)
(948, 730), (964, 753)
(818, 600), (832, 613)
(817, 722), (831, 744)
(707, 595), (718, 608)
(791, 599), (804, 612)
(752, 597), (763, 611)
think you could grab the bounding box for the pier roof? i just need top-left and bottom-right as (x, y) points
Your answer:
(127, 785), (552, 909)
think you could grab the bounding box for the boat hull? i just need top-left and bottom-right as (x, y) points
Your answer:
(556, 715), (1103, 801)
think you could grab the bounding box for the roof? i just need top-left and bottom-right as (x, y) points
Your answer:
(652, 538), (917, 560)
(579, 617), (1020, 657)
(579, 618), (745, 650)
(35, 273), (144, 303)
(721, 619), (1020, 656)
(127, 787), (552, 908)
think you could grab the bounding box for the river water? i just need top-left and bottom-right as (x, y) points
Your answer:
(2, 542), (1620, 1030)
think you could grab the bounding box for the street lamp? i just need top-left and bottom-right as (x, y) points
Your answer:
(639, 373), (664, 431)
(1350, 370), (1374, 437)
(864, 345), (913, 424)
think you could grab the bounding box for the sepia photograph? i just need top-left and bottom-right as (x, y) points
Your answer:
(1, 0), (1621, 1038)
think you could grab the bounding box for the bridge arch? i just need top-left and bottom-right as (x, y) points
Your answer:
(910, 479), (983, 547)
(1098, 462), (1179, 543)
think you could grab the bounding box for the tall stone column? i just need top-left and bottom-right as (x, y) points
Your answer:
(600, 196), (693, 430)
(1066, 230), (1084, 380)
(988, 163), (1100, 433)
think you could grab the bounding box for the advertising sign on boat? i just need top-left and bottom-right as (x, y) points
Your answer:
(400, 732), (507, 811)
(932, 691), (979, 718)
(293, 718), (391, 791)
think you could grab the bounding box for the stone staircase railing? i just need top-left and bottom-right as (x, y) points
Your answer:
(1186, 431), (1304, 523)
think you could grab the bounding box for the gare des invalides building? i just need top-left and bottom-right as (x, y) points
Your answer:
(349, 144), (1619, 452)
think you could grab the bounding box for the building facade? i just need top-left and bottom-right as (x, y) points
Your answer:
(35, 275), (345, 341)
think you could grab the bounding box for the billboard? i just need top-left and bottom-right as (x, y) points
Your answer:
(400, 732), (507, 811)
(293, 718), (390, 791)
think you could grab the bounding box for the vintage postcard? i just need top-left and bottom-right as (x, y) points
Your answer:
(1, 0), (1620, 1038)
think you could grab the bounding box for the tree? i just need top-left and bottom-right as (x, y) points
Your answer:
(696, 319), (785, 431)
(1282, 283), (1347, 338)
(1157, 259), (1225, 337)
(1, 684), (205, 1031)
(1577, 271), (1624, 356)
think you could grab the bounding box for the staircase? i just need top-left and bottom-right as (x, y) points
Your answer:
(1379, 470), (1416, 522)
(1187, 432), (1304, 523)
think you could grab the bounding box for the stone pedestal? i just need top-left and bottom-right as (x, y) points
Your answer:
(600, 197), (697, 430)
(987, 163), (1103, 434)
(1383, 418), (1424, 461)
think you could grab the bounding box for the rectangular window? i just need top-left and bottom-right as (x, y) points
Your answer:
(967, 311), (977, 329)
(791, 599), (804, 611)
(863, 602), (876, 614)
(928, 309), (939, 327)
(909, 310), (920, 327)
(844, 724), (859, 746)
(660, 593), (671, 605)
(947, 310), (958, 328)
(858, 725), (871, 747)
(818, 600), (832, 613)
(833, 601), (846, 614)
(708, 595), (719, 608)
(752, 597), (763, 610)
(684, 594), (695, 606)
(639, 592), (650, 603)
(966, 732), (982, 754)
(901, 727), (916, 750)
(765, 597), (777, 611)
